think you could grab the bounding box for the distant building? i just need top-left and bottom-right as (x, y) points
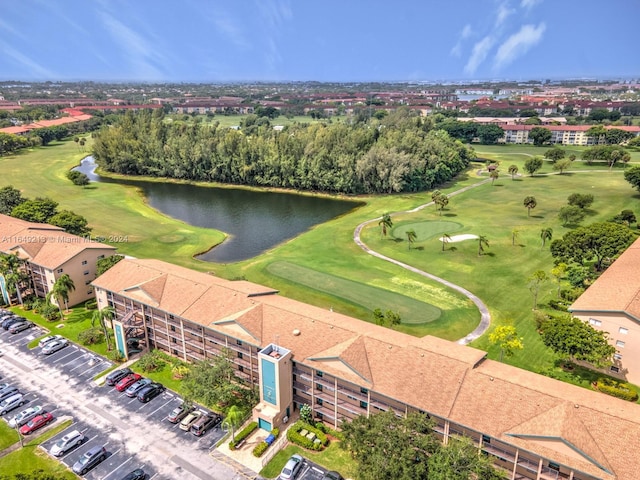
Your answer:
(498, 125), (640, 145)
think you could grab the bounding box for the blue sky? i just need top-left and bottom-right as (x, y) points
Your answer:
(0, 0), (637, 83)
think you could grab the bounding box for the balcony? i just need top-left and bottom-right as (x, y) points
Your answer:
(337, 384), (368, 403)
(482, 443), (516, 464)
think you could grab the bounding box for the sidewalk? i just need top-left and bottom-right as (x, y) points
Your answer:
(215, 428), (269, 476)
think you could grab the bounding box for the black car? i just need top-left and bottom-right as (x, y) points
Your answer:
(190, 412), (222, 436)
(120, 469), (145, 480)
(136, 382), (165, 403)
(322, 472), (345, 480)
(105, 368), (133, 386)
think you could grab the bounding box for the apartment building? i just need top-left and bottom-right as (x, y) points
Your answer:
(570, 236), (640, 386)
(0, 214), (116, 307)
(499, 125), (640, 146)
(92, 257), (640, 480)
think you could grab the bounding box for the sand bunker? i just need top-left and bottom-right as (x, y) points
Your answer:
(438, 234), (479, 243)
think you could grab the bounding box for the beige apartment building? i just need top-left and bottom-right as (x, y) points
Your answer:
(570, 236), (640, 386)
(499, 125), (640, 146)
(92, 257), (640, 480)
(0, 214), (116, 307)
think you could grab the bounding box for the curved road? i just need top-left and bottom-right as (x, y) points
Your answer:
(353, 177), (493, 345)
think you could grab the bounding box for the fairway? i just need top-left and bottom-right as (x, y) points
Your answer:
(267, 261), (442, 324)
(392, 220), (463, 241)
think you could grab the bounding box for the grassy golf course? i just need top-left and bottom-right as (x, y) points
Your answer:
(2, 138), (639, 375)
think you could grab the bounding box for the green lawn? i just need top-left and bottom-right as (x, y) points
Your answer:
(0, 421), (19, 450)
(0, 420), (75, 478)
(129, 359), (185, 394)
(260, 443), (357, 479)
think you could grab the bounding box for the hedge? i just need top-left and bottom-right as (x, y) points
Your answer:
(252, 427), (280, 457)
(596, 378), (639, 402)
(315, 422), (345, 441)
(286, 421), (329, 451)
(229, 421), (258, 450)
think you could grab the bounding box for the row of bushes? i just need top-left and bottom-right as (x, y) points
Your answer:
(595, 378), (639, 402)
(286, 421), (329, 451)
(252, 427), (280, 457)
(229, 421), (258, 450)
(314, 421), (345, 442)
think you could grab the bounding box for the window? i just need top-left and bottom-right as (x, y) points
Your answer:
(172, 338), (177, 344)
(610, 366), (620, 373)
(56, 268), (63, 274)
(548, 462), (560, 471)
(87, 289), (93, 294)
(316, 384), (323, 392)
(360, 387), (368, 395)
(589, 318), (602, 327)
(170, 325), (176, 332)
(315, 370), (323, 378)
(616, 340), (625, 348)
(317, 412), (323, 420)
(82, 260), (88, 265)
(84, 270), (90, 275)
(97, 255), (105, 260)
(237, 352), (243, 359)
(614, 353), (622, 360)
(482, 434), (491, 444)
(316, 398), (323, 406)
(169, 314), (174, 320)
(238, 365), (244, 373)
(85, 280), (91, 285)
(172, 349), (179, 356)
(236, 339), (243, 346)
(360, 401), (368, 409)
(619, 327), (628, 335)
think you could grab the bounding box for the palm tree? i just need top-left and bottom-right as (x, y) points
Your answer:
(431, 190), (442, 211)
(406, 229), (417, 250)
(92, 306), (115, 351)
(52, 274), (75, 315)
(490, 169), (499, 185)
(435, 194), (449, 216)
(511, 229), (519, 246)
(477, 235), (489, 256)
(508, 164), (518, 180)
(0, 253), (27, 306)
(222, 405), (244, 442)
(441, 233), (451, 251)
(523, 196), (537, 217)
(378, 213), (393, 239)
(528, 270), (548, 310)
(540, 228), (553, 247)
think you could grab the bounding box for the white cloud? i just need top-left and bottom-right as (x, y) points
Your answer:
(521, 0), (542, 10)
(255, 0), (293, 72)
(464, 35), (495, 74)
(494, 23), (546, 70)
(211, 12), (251, 49)
(0, 41), (56, 79)
(496, 2), (515, 27)
(450, 24), (473, 57)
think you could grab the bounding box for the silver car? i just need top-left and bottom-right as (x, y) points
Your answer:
(50, 429), (85, 457)
(0, 393), (25, 416)
(42, 338), (69, 355)
(9, 405), (43, 428)
(39, 334), (64, 348)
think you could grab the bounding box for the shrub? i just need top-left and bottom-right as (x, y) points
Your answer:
(229, 421), (258, 450)
(548, 299), (569, 312)
(596, 378), (639, 402)
(108, 350), (125, 363)
(78, 327), (105, 345)
(137, 350), (166, 372)
(172, 365), (189, 379)
(253, 441), (268, 457)
(286, 421), (328, 451)
(300, 404), (313, 424)
(85, 299), (98, 310)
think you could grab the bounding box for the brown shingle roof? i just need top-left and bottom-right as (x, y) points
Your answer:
(570, 236), (640, 320)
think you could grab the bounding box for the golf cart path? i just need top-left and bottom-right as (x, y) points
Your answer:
(353, 177), (492, 345)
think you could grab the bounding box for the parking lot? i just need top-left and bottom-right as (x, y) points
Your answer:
(0, 317), (240, 480)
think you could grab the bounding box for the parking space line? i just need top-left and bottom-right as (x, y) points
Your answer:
(69, 360), (93, 373)
(149, 398), (174, 416)
(101, 455), (132, 480)
(52, 350), (76, 364)
(80, 361), (108, 377)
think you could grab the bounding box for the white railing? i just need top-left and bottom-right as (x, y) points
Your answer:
(261, 428), (290, 467)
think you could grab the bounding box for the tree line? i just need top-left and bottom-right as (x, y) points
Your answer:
(92, 109), (476, 195)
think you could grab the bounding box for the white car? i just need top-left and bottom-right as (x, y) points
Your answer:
(9, 405), (43, 428)
(50, 429), (85, 457)
(41, 338), (69, 355)
(39, 335), (64, 348)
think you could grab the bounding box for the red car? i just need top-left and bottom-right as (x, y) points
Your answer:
(19, 412), (54, 435)
(115, 373), (142, 392)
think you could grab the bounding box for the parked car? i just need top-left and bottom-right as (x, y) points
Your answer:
(279, 454), (303, 480)
(41, 338), (69, 355)
(9, 321), (34, 334)
(190, 412), (222, 437)
(105, 367), (133, 387)
(2, 316), (24, 330)
(9, 405), (43, 428)
(125, 378), (152, 398)
(0, 393), (25, 416)
(115, 373), (142, 392)
(179, 410), (202, 431)
(0, 383), (12, 394)
(19, 412), (54, 435)
(120, 469), (145, 480)
(50, 429), (85, 457)
(38, 334), (64, 348)
(0, 386), (19, 402)
(321, 472), (344, 480)
(167, 402), (195, 424)
(137, 382), (165, 403)
(72, 445), (107, 475)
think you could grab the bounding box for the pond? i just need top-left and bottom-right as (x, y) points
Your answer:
(75, 157), (362, 263)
